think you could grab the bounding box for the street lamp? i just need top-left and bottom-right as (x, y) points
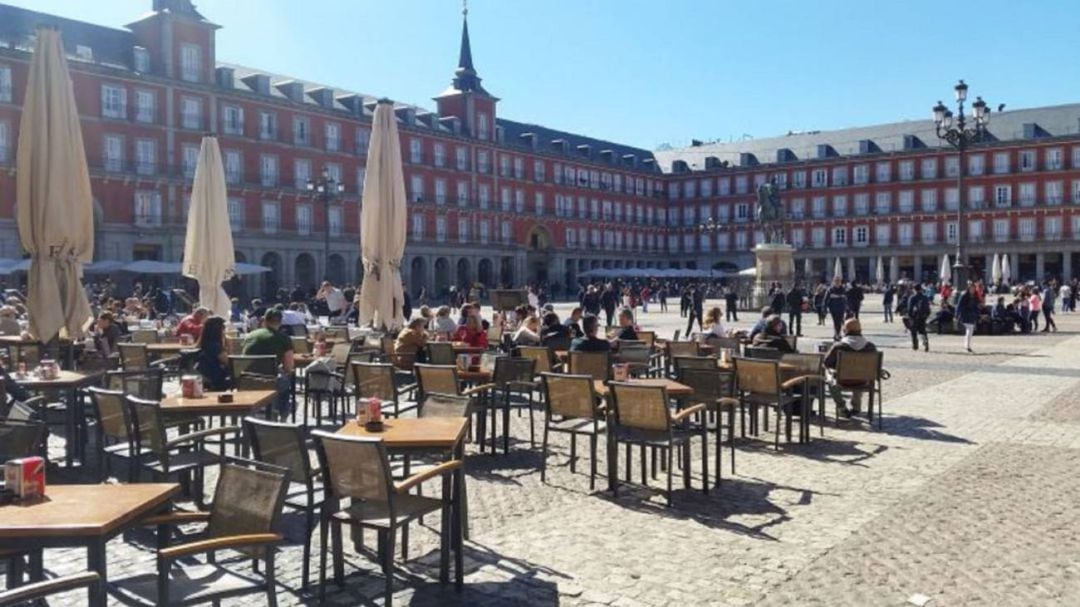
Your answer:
(932, 79), (991, 292)
(306, 167), (346, 282)
(697, 218), (722, 282)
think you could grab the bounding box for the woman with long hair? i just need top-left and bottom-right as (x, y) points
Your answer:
(195, 316), (230, 391)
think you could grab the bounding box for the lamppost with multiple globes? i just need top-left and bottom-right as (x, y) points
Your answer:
(306, 167), (346, 282)
(697, 218), (722, 282)
(932, 80), (991, 290)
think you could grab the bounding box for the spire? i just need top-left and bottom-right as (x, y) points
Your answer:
(448, 1), (488, 96)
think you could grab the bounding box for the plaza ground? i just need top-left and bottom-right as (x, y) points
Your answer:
(19, 296), (1080, 606)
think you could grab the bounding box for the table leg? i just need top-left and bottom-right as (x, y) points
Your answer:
(606, 415), (617, 493)
(65, 386), (77, 467)
(455, 441), (470, 541)
(87, 538), (107, 607)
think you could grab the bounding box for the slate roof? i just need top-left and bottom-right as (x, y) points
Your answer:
(0, 3), (134, 68)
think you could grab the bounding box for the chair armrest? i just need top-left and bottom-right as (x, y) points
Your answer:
(157, 533), (283, 562)
(142, 511), (212, 527)
(0, 571), (100, 606)
(671, 403), (706, 423)
(715, 397), (741, 408)
(165, 425), (240, 448)
(781, 374), (824, 391)
(462, 383), (496, 397)
(395, 460), (462, 494)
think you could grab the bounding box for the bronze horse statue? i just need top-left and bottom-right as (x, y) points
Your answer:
(756, 179), (787, 244)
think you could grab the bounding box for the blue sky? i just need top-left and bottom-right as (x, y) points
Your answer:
(10, 0), (1080, 150)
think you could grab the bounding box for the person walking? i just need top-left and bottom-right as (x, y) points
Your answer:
(685, 284), (704, 337)
(845, 280), (865, 319)
(1041, 281), (1058, 332)
(600, 284), (618, 329)
(785, 282), (806, 337)
(813, 283), (827, 326)
(882, 283), (895, 323)
(825, 277), (848, 340)
(907, 284), (931, 352)
(1029, 288), (1042, 332)
(724, 286), (739, 322)
(657, 284), (668, 313)
(957, 282), (980, 353)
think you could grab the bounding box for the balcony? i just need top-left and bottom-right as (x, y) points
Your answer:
(134, 213), (163, 228)
(262, 219), (280, 234)
(135, 162), (157, 176)
(1045, 230), (1063, 241)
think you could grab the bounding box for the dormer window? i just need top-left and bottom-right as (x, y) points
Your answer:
(180, 44), (201, 83)
(133, 47), (150, 73)
(75, 45), (93, 62)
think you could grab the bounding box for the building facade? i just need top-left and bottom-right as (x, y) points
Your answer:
(0, 0), (1079, 299)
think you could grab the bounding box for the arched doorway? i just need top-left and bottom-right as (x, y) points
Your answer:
(327, 254), (346, 285)
(410, 257), (426, 299)
(563, 259), (575, 292)
(456, 258), (471, 289)
(477, 258), (493, 287)
(525, 224), (553, 286)
(500, 257), (515, 287)
(260, 252), (282, 300)
(294, 253), (317, 290)
(434, 257), (450, 298)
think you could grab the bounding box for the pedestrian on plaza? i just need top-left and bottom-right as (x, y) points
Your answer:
(907, 284), (931, 352)
(657, 284), (669, 313)
(724, 285), (739, 322)
(1060, 282), (1073, 313)
(813, 283), (827, 326)
(785, 282), (806, 337)
(1029, 288), (1042, 332)
(825, 277), (848, 340)
(1041, 281), (1058, 332)
(685, 284), (705, 337)
(957, 282), (980, 353)
(824, 317), (877, 418)
(882, 282), (896, 323)
(769, 283), (786, 317)
(845, 280), (865, 319)
(679, 286), (691, 318)
(563, 307), (585, 338)
(600, 284), (618, 328)
(640, 284), (651, 314)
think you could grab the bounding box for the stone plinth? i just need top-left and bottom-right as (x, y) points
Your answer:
(751, 243), (796, 309)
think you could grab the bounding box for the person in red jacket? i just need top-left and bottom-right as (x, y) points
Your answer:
(453, 314), (488, 348)
(175, 307), (209, 342)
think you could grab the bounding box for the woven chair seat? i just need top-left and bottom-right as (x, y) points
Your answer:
(741, 392), (799, 407)
(615, 426), (696, 446)
(335, 494), (444, 528)
(836, 379), (873, 389)
(548, 417), (606, 434)
(110, 563), (267, 606)
(142, 449), (221, 475)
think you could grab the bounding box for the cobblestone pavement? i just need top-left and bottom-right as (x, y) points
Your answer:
(7, 298), (1080, 606)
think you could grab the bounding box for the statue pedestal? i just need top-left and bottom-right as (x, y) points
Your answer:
(750, 243), (796, 309)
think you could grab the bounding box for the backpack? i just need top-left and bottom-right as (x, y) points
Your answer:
(909, 294), (930, 320)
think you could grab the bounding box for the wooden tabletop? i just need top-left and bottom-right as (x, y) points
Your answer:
(457, 369), (492, 382)
(451, 342), (486, 354)
(14, 370), (101, 389)
(160, 389), (276, 416)
(146, 342), (189, 353)
(593, 378), (694, 397)
(0, 483), (179, 539)
(336, 417), (468, 450)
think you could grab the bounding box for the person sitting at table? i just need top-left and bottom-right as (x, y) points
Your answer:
(540, 311), (571, 346)
(0, 305), (21, 336)
(92, 311), (122, 359)
(394, 317), (429, 365)
(456, 303), (475, 326)
(613, 308), (638, 342)
(513, 315), (542, 347)
(279, 303), (308, 336)
(453, 314), (489, 349)
(750, 315), (795, 353)
(824, 318), (877, 418)
(702, 306), (727, 339)
(431, 306), (457, 336)
(570, 314), (611, 353)
(242, 308), (295, 420)
(563, 307), (584, 339)
(749, 306), (779, 341)
(195, 316), (230, 391)
(175, 307), (209, 342)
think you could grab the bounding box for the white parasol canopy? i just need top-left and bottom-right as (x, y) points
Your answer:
(182, 136), (234, 318)
(358, 99), (407, 332)
(940, 254), (952, 284)
(991, 253), (1002, 285)
(833, 258), (843, 281)
(16, 27), (94, 341)
(1001, 254), (1011, 284)
(875, 256), (885, 285)
(889, 256), (899, 284)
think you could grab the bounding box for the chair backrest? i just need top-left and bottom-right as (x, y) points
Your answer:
(542, 333), (572, 352)
(636, 330), (656, 349)
(419, 393), (471, 418)
(744, 346), (783, 361)
(733, 357), (782, 396)
(229, 355), (278, 378)
(8, 342), (42, 369)
(781, 352), (824, 376)
(668, 341), (700, 358)
(325, 326), (349, 340)
(117, 343), (149, 370)
(486, 324), (503, 346)
(518, 346), (554, 374)
(312, 431), (393, 504)
(380, 336), (396, 358)
(835, 350), (882, 385)
(0, 419), (46, 461)
(330, 341), (353, 367)
(126, 395), (168, 458)
(678, 367), (734, 402)
(610, 382), (670, 432)
(673, 355), (716, 376)
(671, 329), (681, 342)
(352, 362), (396, 401)
(705, 336), (741, 354)
(4, 398), (43, 423)
(207, 459), (290, 556)
(414, 364), (461, 398)
(427, 341), (456, 366)
(290, 336), (311, 355)
(243, 417), (313, 483)
(541, 373), (599, 420)
(87, 387), (133, 442)
(569, 351), (610, 382)
(617, 343), (652, 365)
(783, 335), (798, 352)
(492, 357), (536, 388)
(105, 369), (164, 401)
(130, 329), (159, 344)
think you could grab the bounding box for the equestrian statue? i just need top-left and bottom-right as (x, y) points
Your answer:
(755, 179), (786, 245)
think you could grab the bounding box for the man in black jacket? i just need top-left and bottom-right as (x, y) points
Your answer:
(882, 283), (895, 323)
(685, 284), (704, 336)
(785, 283), (806, 337)
(825, 277), (848, 340)
(907, 285), (931, 352)
(724, 286), (739, 322)
(845, 280), (865, 319)
(600, 284), (618, 328)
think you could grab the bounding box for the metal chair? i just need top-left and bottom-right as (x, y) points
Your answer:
(677, 367), (738, 482)
(672, 355), (716, 378)
(540, 373), (605, 490)
(568, 351), (610, 382)
(351, 362), (418, 418)
(312, 431), (463, 605)
(426, 341), (456, 366)
(0, 419), (46, 462)
(291, 336), (312, 355)
(618, 342), (660, 378)
(0, 571), (99, 607)
(87, 387), (144, 482)
(782, 352), (827, 435)
(744, 346), (783, 361)
(414, 364), (492, 451)
(105, 368), (165, 400)
(733, 358), (817, 448)
(832, 350), (885, 428)
(490, 357), (537, 453)
(129, 329), (160, 344)
(5, 342), (42, 369)
(518, 345), (561, 375)
(118, 343), (152, 371)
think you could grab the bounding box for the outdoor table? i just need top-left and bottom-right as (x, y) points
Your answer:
(145, 342), (188, 356)
(160, 389), (276, 417)
(457, 368), (492, 383)
(451, 342), (486, 355)
(592, 378), (694, 398)
(0, 483), (179, 607)
(15, 370), (103, 467)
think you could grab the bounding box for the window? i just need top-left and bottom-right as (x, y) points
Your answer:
(434, 179), (447, 204)
(499, 155), (510, 178)
(515, 190), (525, 213)
(294, 159), (311, 189)
(735, 231), (749, 251)
(325, 123), (340, 152)
(898, 223), (914, 245)
(994, 185), (1012, 208)
(945, 222), (956, 244)
(992, 218), (1009, 242)
(812, 169), (827, 188)
(435, 217), (447, 242)
(477, 151), (489, 174)
(133, 47), (150, 73)
(514, 157), (524, 179)
(0, 65), (13, 104)
(101, 84), (126, 119)
(920, 158), (937, 180)
(411, 214), (425, 240)
(134, 139), (155, 175)
(103, 135), (123, 172)
(293, 116), (310, 145)
(1044, 216), (1062, 240)
(898, 161), (915, 181)
(831, 166), (848, 186)
(329, 207), (343, 237)
(180, 97), (201, 130)
(501, 221), (511, 243)
(500, 187), (511, 212)
(1019, 149), (1036, 172)
(788, 198), (804, 219)
(832, 195), (848, 217)
(433, 143), (446, 167)
(227, 198), (244, 230)
(325, 164), (341, 187)
(1018, 182), (1036, 206)
(223, 105), (243, 135)
(134, 191), (162, 226)
(718, 177), (731, 195)
(356, 168), (366, 195)
(477, 112), (489, 140)
(853, 193), (869, 216)
(180, 44), (201, 82)
(789, 228), (804, 249)
(811, 196), (826, 218)
(454, 146), (468, 171)
(181, 144), (198, 178)
(945, 156), (960, 177)
(993, 152), (1010, 174)
(224, 150), (242, 184)
(477, 184), (490, 209)
(355, 128), (370, 154)
(898, 190), (914, 213)
(0, 120), (8, 163)
(296, 205), (312, 235)
(134, 90), (154, 123)
(945, 187), (959, 210)
(260, 154), (278, 187)
(479, 221), (490, 244)
(535, 192), (545, 215)
(968, 220), (983, 242)
(968, 154), (985, 176)
(458, 218), (469, 243)
(874, 192), (891, 215)
(853, 164), (869, 185)
(876, 162), (891, 183)
(452, 181), (467, 206)
(1046, 148), (1063, 171)
(410, 175), (424, 202)
(968, 186), (985, 209)
(735, 175), (749, 194)
(920, 189), (938, 212)
(920, 222), (937, 245)
(1018, 218), (1036, 241)
(854, 226), (868, 246)
(262, 202), (280, 233)
(258, 111), (277, 140)
(735, 202), (750, 221)
(1073, 147), (1080, 169)
(1073, 180), (1080, 204)
(875, 224), (890, 246)
(833, 227), (847, 246)
(700, 178), (713, 197)
(534, 160), (545, 182)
